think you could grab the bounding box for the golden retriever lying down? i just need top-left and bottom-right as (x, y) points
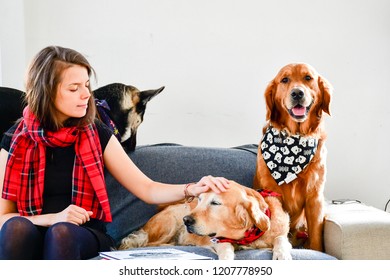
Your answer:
(119, 181), (292, 260)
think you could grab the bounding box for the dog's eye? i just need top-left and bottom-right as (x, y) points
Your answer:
(281, 77), (289, 84)
(305, 75), (312, 81)
(210, 200), (221, 206)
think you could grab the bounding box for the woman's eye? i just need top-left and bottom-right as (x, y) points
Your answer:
(305, 75), (312, 81)
(281, 77), (289, 84)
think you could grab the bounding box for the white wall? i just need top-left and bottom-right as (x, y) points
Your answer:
(0, 0), (25, 87)
(1, 0), (390, 210)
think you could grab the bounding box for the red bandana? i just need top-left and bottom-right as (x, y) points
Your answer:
(212, 209), (271, 245)
(2, 107), (112, 222)
(211, 190), (281, 245)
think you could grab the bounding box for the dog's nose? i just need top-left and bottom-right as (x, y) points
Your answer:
(291, 88), (305, 100)
(183, 215), (195, 226)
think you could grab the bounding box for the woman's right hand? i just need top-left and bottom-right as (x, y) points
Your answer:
(53, 205), (93, 225)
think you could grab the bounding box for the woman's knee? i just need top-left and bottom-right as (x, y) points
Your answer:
(1, 216), (36, 234)
(0, 217), (42, 259)
(45, 222), (77, 242)
(44, 222), (98, 259)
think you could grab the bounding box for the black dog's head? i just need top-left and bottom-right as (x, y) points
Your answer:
(94, 83), (164, 151)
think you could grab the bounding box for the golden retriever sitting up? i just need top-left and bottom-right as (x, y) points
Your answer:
(119, 181), (292, 260)
(253, 63), (332, 251)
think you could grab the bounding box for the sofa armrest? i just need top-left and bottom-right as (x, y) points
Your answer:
(324, 201), (390, 259)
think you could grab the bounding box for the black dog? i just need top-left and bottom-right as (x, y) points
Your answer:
(0, 84), (164, 151)
(94, 83), (164, 151)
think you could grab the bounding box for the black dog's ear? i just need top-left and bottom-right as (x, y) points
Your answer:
(139, 86), (165, 105)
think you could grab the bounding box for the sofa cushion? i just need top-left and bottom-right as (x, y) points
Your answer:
(105, 143), (258, 244)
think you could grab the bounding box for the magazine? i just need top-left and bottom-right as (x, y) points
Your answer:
(99, 248), (212, 260)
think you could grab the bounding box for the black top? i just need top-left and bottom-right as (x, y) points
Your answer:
(0, 120), (113, 231)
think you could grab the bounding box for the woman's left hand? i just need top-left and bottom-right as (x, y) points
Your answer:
(188, 176), (230, 197)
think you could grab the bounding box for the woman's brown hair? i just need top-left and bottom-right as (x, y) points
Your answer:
(25, 46), (96, 131)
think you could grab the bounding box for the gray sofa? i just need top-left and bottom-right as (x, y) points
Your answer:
(104, 143), (390, 260)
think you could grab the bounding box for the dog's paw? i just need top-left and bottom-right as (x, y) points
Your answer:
(218, 252), (235, 260)
(214, 243), (235, 260)
(272, 236), (293, 260)
(118, 230), (149, 250)
(272, 249), (292, 260)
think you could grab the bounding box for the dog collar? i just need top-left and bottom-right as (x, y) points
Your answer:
(210, 190), (278, 245)
(211, 223), (268, 245)
(95, 99), (121, 141)
(261, 126), (318, 185)
(257, 189), (282, 198)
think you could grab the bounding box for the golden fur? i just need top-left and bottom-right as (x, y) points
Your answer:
(253, 63), (332, 251)
(119, 181), (292, 260)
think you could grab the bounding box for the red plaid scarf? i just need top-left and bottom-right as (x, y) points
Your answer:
(2, 107), (112, 222)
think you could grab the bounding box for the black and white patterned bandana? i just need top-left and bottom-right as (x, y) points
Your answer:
(261, 126), (318, 185)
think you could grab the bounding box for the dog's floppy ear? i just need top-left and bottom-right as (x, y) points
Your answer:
(235, 204), (252, 229)
(139, 86), (165, 105)
(318, 76), (332, 116)
(243, 188), (270, 232)
(264, 80), (276, 121)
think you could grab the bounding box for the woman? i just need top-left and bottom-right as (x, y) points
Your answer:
(0, 46), (229, 259)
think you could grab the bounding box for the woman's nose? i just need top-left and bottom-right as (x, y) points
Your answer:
(81, 87), (91, 99)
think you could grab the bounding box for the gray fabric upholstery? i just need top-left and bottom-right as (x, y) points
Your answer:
(104, 143), (336, 260)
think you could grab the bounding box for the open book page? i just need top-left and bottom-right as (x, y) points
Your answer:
(99, 248), (212, 260)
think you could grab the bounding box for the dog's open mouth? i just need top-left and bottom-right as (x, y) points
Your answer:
(288, 104), (311, 120)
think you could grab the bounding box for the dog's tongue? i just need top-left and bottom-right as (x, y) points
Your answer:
(292, 106), (306, 116)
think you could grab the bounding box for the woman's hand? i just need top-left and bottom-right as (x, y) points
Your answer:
(188, 176), (230, 197)
(52, 205), (93, 225)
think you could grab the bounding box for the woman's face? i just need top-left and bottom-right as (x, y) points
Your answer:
(54, 65), (91, 124)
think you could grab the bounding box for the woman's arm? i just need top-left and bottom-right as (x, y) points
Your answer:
(103, 136), (229, 204)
